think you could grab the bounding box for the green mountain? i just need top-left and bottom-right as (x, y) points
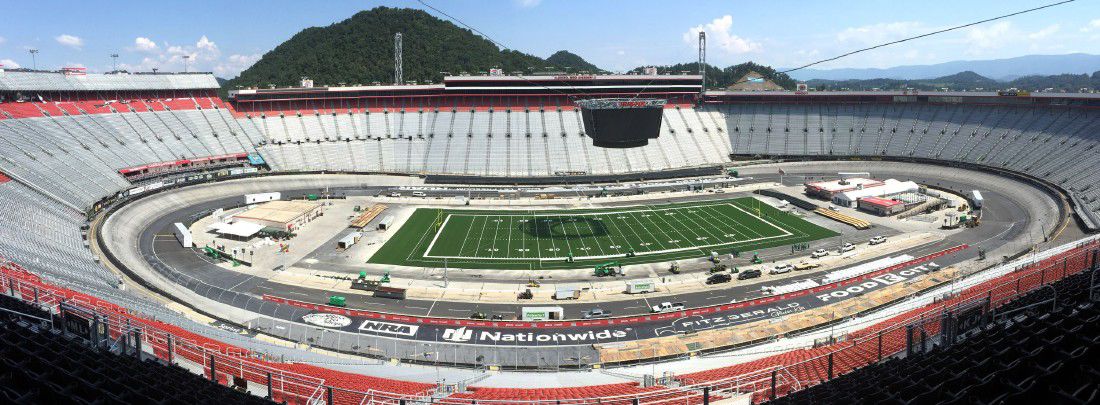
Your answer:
(545, 51), (604, 73)
(806, 70), (1100, 91)
(223, 7), (601, 91)
(629, 62), (798, 90)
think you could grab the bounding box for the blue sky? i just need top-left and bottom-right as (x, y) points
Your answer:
(1, 0), (1097, 77)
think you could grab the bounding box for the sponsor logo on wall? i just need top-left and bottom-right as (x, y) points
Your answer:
(358, 320), (420, 337)
(302, 313), (353, 328)
(439, 326), (630, 344)
(813, 266), (931, 303)
(654, 302), (804, 336)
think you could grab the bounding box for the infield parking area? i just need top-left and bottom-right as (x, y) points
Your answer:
(369, 197), (837, 269)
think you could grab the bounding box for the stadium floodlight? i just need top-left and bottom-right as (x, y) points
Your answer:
(28, 49), (38, 70)
(182, 55), (190, 73)
(110, 53), (119, 72)
(575, 98), (666, 148)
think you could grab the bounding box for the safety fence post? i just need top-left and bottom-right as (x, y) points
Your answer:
(771, 369), (777, 400)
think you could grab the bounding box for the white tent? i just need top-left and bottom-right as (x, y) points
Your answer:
(207, 221), (265, 238)
(832, 179), (919, 208)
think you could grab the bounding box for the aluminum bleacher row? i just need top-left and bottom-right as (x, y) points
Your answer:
(767, 269), (1100, 405)
(249, 105), (731, 176)
(0, 95), (263, 208)
(714, 103), (1100, 228)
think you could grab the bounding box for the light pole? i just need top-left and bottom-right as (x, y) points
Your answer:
(182, 55), (191, 73)
(28, 49), (39, 70)
(110, 53), (119, 71)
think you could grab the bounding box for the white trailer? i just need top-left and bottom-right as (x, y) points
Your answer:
(971, 190), (984, 209)
(336, 232), (362, 249)
(554, 287), (581, 300)
(521, 306), (564, 321)
(173, 222), (192, 248)
(625, 279), (655, 294)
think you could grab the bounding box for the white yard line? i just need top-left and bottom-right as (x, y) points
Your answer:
(423, 213), (454, 257)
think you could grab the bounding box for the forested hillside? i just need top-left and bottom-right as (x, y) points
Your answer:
(223, 7), (602, 91)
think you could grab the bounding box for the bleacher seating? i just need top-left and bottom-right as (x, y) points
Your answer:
(717, 102), (1100, 228)
(813, 207), (872, 229)
(4, 70), (1100, 404)
(767, 270), (1100, 404)
(0, 295), (273, 404)
(253, 106), (732, 177)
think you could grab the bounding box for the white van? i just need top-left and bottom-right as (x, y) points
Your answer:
(411, 191), (427, 197)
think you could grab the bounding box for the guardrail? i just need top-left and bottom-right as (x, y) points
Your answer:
(0, 260), (423, 405)
(263, 244), (968, 329)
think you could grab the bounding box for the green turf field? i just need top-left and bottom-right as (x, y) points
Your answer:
(368, 197), (838, 270)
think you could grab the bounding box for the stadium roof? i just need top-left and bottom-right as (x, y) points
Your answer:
(0, 70), (219, 91)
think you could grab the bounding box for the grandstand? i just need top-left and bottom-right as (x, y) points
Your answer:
(0, 67), (1098, 404)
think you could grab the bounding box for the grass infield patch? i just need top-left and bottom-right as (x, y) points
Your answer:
(368, 197), (837, 270)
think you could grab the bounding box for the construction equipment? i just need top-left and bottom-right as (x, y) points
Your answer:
(594, 261), (621, 277)
(517, 289), (534, 300)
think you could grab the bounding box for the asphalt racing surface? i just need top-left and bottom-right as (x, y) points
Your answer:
(139, 171), (1028, 327)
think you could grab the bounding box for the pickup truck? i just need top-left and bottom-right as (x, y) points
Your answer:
(811, 248), (829, 258)
(840, 243), (856, 253)
(869, 235), (887, 245)
(651, 302), (686, 313)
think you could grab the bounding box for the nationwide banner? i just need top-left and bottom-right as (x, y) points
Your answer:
(294, 255), (952, 346)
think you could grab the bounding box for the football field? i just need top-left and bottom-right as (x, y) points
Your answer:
(369, 197), (837, 270)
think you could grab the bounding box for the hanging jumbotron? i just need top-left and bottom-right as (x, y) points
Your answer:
(575, 98), (667, 148)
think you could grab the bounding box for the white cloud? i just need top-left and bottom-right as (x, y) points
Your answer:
(118, 35), (252, 76)
(965, 21), (1013, 49)
(133, 37), (158, 52)
(684, 15), (761, 56)
(1027, 24), (1060, 40)
(55, 34), (84, 49)
(214, 53), (261, 77)
(0, 58), (20, 69)
(515, 0), (541, 7)
(196, 35), (218, 53)
(837, 22), (925, 44)
(1080, 19), (1100, 32)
